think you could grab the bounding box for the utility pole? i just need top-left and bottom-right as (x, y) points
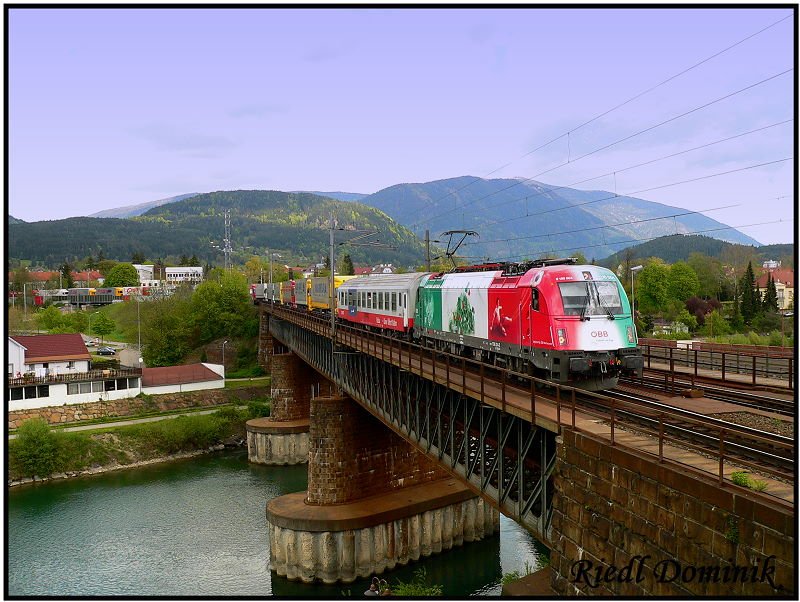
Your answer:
(329, 212), (336, 356)
(425, 229), (431, 272)
(222, 209), (233, 271)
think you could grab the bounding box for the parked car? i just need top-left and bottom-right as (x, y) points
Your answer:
(96, 347), (116, 356)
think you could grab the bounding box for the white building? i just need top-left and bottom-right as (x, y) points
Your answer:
(132, 264), (155, 283)
(165, 266), (204, 285)
(8, 334), (91, 378)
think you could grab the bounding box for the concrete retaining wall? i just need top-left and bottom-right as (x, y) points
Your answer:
(247, 419), (309, 465)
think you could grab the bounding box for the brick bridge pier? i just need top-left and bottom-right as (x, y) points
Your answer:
(249, 308), (499, 584)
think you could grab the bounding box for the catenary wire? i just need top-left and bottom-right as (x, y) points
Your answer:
(413, 68), (793, 229)
(459, 118), (792, 231)
(408, 14), (793, 221)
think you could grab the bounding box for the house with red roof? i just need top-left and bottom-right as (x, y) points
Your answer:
(8, 333), (92, 377)
(7, 334), (224, 413)
(756, 267), (794, 311)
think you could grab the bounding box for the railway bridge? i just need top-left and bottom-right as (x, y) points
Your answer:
(251, 302), (794, 595)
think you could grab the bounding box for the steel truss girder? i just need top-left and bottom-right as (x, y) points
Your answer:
(268, 317), (556, 539)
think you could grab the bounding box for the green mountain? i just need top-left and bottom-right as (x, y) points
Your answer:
(600, 235), (794, 268)
(359, 176), (762, 261)
(7, 191), (427, 268)
(8, 215), (25, 225)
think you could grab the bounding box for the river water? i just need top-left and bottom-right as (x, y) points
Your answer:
(7, 449), (548, 597)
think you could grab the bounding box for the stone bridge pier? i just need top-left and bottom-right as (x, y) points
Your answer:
(266, 393), (500, 584)
(246, 351), (334, 465)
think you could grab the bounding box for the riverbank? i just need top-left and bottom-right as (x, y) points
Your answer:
(7, 404), (267, 487)
(8, 441), (242, 488)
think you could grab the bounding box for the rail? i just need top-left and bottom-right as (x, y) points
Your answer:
(7, 368), (143, 388)
(262, 303), (795, 497)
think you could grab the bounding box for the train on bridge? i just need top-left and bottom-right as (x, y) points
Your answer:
(253, 258), (644, 390)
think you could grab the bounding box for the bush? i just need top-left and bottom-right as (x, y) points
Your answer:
(119, 414), (227, 456)
(731, 471), (750, 487)
(11, 419), (61, 477)
(247, 399), (271, 418)
(392, 567), (443, 596)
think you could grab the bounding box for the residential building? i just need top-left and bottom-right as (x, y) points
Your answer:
(165, 266), (204, 285)
(8, 334), (91, 378)
(756, 267), (795, 312)
(7, 333), (139, 408)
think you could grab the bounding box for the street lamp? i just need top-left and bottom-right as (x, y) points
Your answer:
(222, 340), (228, 367)
(630, 265), (644, 323)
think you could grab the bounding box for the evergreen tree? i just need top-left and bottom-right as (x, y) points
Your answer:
(189, 254), (199, 266)
(339, 253), (355, 275)
(59, 261), (75, 289)
(131, 251), (146, 264)
(739, 261), (757, 325)
(764, 273), (779, 313)
(179, 254), (190, 266)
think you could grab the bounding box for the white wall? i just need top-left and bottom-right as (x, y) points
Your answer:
(202, 363), (225, 378)
(8, 378), (141, 411)
(8, 339), (26, 376)
(142, 379), (224, 395)
(27, 360), (90, 378)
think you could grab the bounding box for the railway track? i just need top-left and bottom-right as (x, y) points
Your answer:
(592, 389), (794, 479)
(619, 374), (795, 416)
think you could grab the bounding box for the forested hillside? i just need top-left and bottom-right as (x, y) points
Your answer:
(7, 191), (427, 267)
(600, 235), (794, 268)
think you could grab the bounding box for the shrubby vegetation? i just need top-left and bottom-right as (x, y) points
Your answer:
(8, 404), (265, 481)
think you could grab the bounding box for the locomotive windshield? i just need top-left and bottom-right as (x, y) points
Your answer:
(558, 281), (624, 316)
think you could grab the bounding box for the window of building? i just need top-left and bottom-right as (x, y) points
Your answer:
(37, 385), (49, 398)
(24, 386), (37, 399)
(7, 364), (12, 376)
(68, 383), (79, 395)
(117, 378), (128, 390)
(10, 388), (23, 401)
(104, 380), (116, 391)
(80, 382), (92, 394)
(67, 361), (75, 369)
(128, 378), (139, 389)
(92, 381), (104, 393)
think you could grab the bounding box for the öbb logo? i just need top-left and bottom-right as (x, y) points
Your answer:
(591, 330), (609, 338)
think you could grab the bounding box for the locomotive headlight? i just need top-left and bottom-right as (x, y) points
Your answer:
(557, 328), (568, 346)
(626, 325), (635, 344)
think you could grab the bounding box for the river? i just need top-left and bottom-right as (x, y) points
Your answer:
(7, 449), (548, 597)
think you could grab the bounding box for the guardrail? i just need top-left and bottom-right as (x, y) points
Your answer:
(641, 343), (793, 388)
(7, 368), (143, 388)
(262, 302), (795, 498)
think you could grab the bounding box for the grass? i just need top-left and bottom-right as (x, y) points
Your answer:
(225, 377), (271, 389)
(730, 471), (769, 492)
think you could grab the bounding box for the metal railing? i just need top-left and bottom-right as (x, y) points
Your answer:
(7, 367), (142, 388)
(262, 302), (795, 500)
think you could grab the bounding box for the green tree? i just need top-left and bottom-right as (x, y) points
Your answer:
(59, 261), (75, 289)
(676, 308), (698, 332)
(190, 271), (257, 344)
(91, 312), (116, 343)
(763, 274), (779, 313)
(36, 306), (64, 331)
(64, 311), (88, 333)
(667, 261), (700, 303)
(244, 256), (266, 283)
(189, 254), (199, 265)
(11, 266), (30, 293)
(140, 290), (195, 366)
(12, 419), (62, 477)
(97, 259), (119, 277)
(700, 310), (732, 337)
(105, 263), (140, 287)
(739, 261), (758, 325)
(636, 260), (670, 314)
(179, 254), (190, 266)
(131, 251), (146, 264)
(339, 253), (355, 275)
(687, 252), (724, 299)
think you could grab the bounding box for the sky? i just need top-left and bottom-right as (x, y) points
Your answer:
(7, 6), (796, 245)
